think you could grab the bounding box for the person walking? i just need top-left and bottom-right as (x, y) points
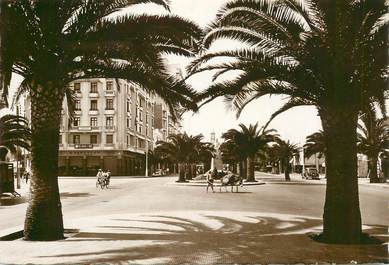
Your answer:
(96, 169), (103, 187)
(206, 169), (215, 193)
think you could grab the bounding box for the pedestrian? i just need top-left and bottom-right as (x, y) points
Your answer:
(96, 169), (103, 186)
(24, 171), (29, 183)
(105, 170), (111, 187)
(206, 169), (215, 193)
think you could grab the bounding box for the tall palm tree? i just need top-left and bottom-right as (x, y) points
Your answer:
(304, 130), (325, 159)
(357, 108), (389, 183)
(189, 0), (388, 243)
(269, 139), (299, 181)
(222, 123), (277, 181)
(0, 113), (30, 196)
(1, 0), (201, 241)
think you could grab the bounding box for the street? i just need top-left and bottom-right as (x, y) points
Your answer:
(0, 172), (388, 264)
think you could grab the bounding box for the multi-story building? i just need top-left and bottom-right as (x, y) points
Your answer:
(58, 78), (157, 176)
(153, 97), (182, 143)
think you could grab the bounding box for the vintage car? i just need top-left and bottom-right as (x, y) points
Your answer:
(302, 168), (320, 180)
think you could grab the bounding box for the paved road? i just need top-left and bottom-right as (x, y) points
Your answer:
(0, 173), (388, 264)
(1, 173), (387, 231)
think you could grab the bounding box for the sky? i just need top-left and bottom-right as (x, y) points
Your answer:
(4, 0), (323, 145)
(168, 0), (322, 144)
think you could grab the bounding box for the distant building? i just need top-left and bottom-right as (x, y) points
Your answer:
(22, 77), (180, 176)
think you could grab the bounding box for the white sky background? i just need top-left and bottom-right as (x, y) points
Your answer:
(167, 0), (322, 144)
(4, 0), (323, 145)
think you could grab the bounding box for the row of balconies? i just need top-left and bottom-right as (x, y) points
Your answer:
(74, 90), (115, 98)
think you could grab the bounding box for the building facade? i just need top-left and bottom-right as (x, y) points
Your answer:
(57, 78), (179, 176)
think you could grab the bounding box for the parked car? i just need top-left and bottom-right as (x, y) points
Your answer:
(152, 169), (164, 177)
(302, 168), (320, 180)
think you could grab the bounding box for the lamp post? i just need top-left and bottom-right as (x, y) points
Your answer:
(145, 140), (148, 177)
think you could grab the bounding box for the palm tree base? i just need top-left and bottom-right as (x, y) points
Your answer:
(311, 232), (383, 245)
(369, 178), (380, 183)
(245, 179), (257, 182)
(175, 180), (189, 183)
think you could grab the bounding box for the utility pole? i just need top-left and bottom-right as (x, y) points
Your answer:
(301, 144), (305, 177)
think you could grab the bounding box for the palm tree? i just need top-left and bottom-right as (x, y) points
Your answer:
(304, 130), (325, 159)
(357, 108), (389, 183)
(189, 0), (387, 243)
(222, 123), (277, 181)
(269, 139), (299, 181)
(0, 113), (30, 196)
(155, 133), (212, 182)
(1, 0), (201, 241)
(0, 114), (30, 161)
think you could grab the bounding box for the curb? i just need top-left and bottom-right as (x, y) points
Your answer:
(167, 181), (266, 187)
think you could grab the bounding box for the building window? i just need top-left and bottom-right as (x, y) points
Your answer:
(90, 82), (98, 93)
(137, 124), (142, 134)
(126, 118), (130, 128)
(74, 83), (81, 93)
(106, 98), (113, 110)
(126, 100), (130, 112)
(139, 110), (143, 122)
(106, 116), (113, 127)
(73, 135), (80, 144)
(73, 117), (80, 127)
(106, 134), (113, 144)
(146, 114), (148, 124)
(59, 134), (62, 144)
(90, 100), (98, 110)
(90, 134), (97, 144)
(139, 96), (145, 108)
(126, 135), (129, 145)
(106, 81), (113, 91)
(75, 100), (81, 110)
(90, 117), (98, 127)
(130, 135), (135, 146)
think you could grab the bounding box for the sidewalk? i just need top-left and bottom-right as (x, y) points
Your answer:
(0, 211), (387, 264)
(257, 172), (389, 188)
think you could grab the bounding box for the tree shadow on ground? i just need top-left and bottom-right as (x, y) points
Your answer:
(40, 214), (388, 264)
(60, 192), (93, 198)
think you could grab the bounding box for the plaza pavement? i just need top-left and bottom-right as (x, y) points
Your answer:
(0, 172), (388, 264)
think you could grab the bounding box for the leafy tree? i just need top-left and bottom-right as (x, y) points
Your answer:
(189, 0), (388, 243)
(222, 123), (277, 181)
(357, 108), (389, 183)
(1, 0), (201, 241)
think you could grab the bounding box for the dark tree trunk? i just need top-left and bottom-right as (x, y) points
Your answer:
(24, 88), (64, 241)
(177, 163), (186, 182)
(241, 159), (247, 179)
(368, 156), (379, 183)
(246, 155), (256, 182)
(320, 109), (362, 244)
(186, 163), (193, 180)
(284, 158), (290, 181)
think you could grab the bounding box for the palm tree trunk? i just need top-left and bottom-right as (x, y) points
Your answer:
(177, 163), (186, 182)
(24, 88), (64, 241)
(246, 155), (256, 182)
(186, 163), (193, 180)
(284, 158), (290, 181)
(368, 156), (379, 183)
(320, 109), (361, 244)
(241, 160), (247, 179)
